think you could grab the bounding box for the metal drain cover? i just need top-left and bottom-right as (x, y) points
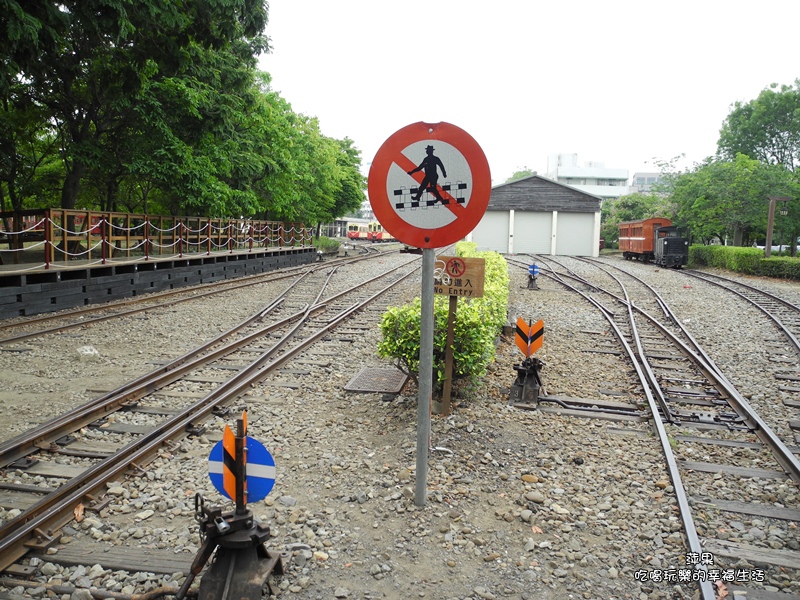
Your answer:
(344, 367), (409, 393)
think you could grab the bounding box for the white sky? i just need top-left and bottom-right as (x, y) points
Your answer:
(259, 0), (800, 186)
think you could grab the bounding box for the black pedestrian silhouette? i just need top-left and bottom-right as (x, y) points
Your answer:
(407, 145), (447, 203)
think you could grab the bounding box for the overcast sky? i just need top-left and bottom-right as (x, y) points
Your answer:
(259, 0), (800, 186)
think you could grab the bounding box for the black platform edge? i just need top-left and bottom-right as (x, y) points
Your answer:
(0, 247), (315, 320)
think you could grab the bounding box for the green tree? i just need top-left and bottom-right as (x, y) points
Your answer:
(669, 155), (792, 246)
(0, 88), (61, 215)
(718, 80), (800, 172)
(505, 167), (536, 183)
(717, 80), (800, 253)
(1, 1), (368, 230)
(327, 138), (366, 228)
(2, 0), (269, 212)
(600, 193), (668, 246)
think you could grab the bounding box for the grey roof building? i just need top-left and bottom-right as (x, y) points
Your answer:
(467, 174), (602, 256)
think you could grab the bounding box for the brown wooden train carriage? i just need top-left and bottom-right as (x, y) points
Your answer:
(619, 217), (673, 261)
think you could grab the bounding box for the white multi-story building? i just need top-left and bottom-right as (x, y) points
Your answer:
(360, 200), (374, 220)
(631, 172), (663, 193)
(546, 153), (632, 199)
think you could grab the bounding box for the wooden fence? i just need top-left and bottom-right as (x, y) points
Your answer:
(0, 209), (312, 266)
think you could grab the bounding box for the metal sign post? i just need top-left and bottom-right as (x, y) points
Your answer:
(415, 248), (434, 507)
(369, 122), (491, 508)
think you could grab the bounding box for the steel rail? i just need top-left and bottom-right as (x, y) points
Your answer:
(0, 258), (420, 570)
(0, 248), (398, 343)
(576, 257), (728, 381)
(594, 267), (676, 422)
(0, 255), (422, 465)
(0, 268), (315, 344)
(511, 258), (716, 599)
(682, 269), (800, 355)
(634, 304), (800, 483)
(0, 271), (315, 465)
(582, 258), (800, 482)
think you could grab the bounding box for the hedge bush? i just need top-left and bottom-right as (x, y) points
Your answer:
(759, 256), (800, 279)
(313, 236), (340, 253)
(377, 242), (509, 394)
(689, 245), (800, 279)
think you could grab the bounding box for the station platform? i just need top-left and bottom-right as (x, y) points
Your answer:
(0, 246), (316, 320)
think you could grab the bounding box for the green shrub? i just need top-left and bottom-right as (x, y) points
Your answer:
(689, 245), (799, 279)
(314, 236), (340, 253)
(759, 256), (800, 279)
(377, 242), (509, 395)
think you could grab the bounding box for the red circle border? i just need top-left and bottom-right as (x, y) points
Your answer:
(367, 122), (491, 249)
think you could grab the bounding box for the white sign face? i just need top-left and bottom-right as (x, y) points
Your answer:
(384, 140), (474, 231)
(368, 121), (491, 249)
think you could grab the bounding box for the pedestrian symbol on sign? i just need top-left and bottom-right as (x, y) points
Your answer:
(407, 145), (447, 204)
(369, 121), (490, 249)
(445, 257), (465, 277)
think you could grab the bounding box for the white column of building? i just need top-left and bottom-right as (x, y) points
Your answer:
(508, 210), (515, 254)
(550, 211), (558, 255)
(593, 211), (602, 258)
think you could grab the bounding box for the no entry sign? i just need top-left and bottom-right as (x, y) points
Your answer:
(368, 122), (491, 249)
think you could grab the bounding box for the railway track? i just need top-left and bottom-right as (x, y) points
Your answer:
(0, 244), (396, 346)
(511, 255), (800, 599)
(2, 250), (797, 599)
(681, 268), (800, 355)
(0, 251), (421, 573)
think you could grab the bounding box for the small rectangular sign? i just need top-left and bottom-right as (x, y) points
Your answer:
(434, 256), (485, 298)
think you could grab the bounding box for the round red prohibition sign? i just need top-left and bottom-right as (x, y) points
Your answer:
(445, 257), (466, 278)
(368, 122), (491, 249)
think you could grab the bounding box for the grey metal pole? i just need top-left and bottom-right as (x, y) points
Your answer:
(415, 247), (434, 506)
(765, 196), (776, 258)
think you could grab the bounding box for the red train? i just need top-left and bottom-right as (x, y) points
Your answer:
(367, 222), (394, 242)
(619, 218), (688, 268)
(347, 223), (368, 240)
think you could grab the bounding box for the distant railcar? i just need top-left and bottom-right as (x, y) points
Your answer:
(347, 223), (368, 240)
(653, 225), (689, 268)
(619, 218), (688, 267)
(367, 221), (394, 242)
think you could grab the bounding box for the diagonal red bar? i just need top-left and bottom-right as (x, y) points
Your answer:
(393, 154), (467, 216)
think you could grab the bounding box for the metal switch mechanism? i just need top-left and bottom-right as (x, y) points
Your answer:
(509, 357), (544, 406)
(177, 416), (284, 600)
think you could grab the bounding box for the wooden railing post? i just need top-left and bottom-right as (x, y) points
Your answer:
(44, 210), (52, 269)
(101, 214), (107, 264)
(144, 216), (150, 261)
(178, 219), (183, 257)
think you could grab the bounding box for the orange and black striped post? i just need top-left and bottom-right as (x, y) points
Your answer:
(222, 412), (248, 515)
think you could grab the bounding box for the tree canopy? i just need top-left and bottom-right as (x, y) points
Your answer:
(667, 155), (795, 246)
(504, 167), (537, 183)
(0, 0), (365, 225)
(718, 80), (800, 172)
(613, 81), (800, 253)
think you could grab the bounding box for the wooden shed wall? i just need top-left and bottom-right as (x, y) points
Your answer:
(487, 175), (601, 213)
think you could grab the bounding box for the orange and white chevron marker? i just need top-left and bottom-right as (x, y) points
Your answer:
(515, 317), (544, 357)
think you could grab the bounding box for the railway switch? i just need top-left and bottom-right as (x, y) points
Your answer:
(527, 264), (539, 290)
(177, 414), (284, 600)
(509, 357), (544, 406)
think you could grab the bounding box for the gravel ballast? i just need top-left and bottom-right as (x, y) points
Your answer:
(1, 252), (798, 600)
